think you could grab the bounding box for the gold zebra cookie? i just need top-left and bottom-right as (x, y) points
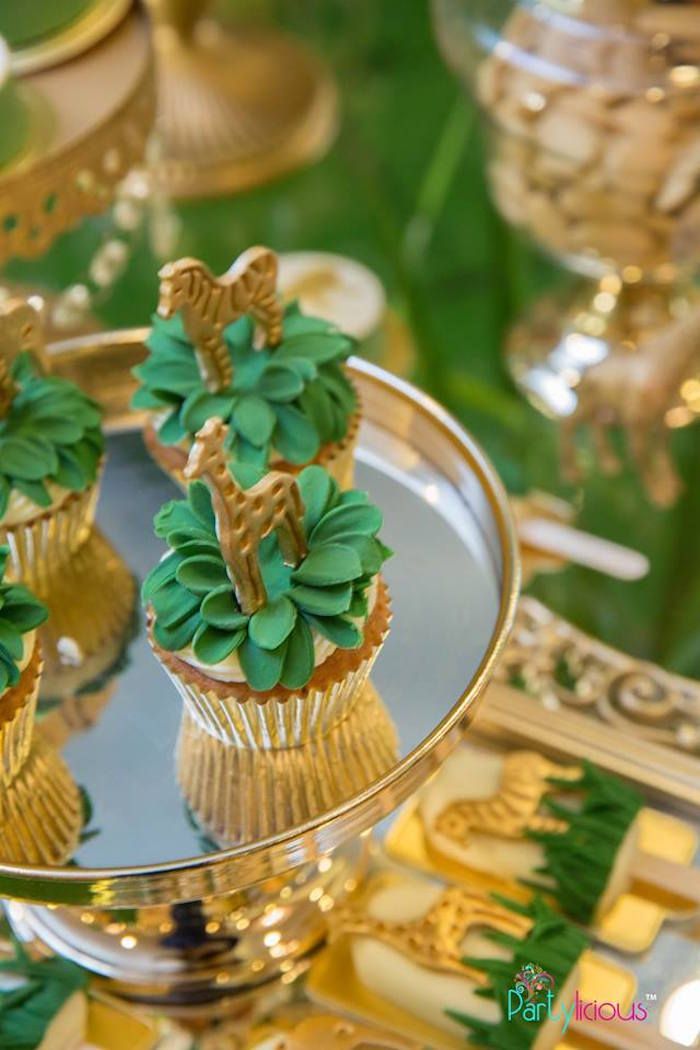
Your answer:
(393, 742), (699, 953)
(134, 244), (360, 490)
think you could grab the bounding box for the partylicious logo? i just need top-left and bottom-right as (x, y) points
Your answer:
(507, 962), (649, 1035)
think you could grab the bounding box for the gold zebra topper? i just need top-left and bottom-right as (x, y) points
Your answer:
(184, 416), (307, 615)
(332, 885), (531, 986)
(157, 246), (283, 393)
(0, 299), (48, 418)
(434, 751), (582, 843)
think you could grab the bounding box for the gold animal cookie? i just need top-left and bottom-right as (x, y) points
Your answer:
(184, 417), (307, 615)
(332, 885), (530, 986)
(157, 246), (283, 392)
(435, 750), (582, 843)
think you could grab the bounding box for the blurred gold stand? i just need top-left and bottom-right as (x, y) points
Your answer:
(148, 0), (338, 198)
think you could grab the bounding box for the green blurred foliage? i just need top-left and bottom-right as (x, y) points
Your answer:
(7, 0), (700, 675)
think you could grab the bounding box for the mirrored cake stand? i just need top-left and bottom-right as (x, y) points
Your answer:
(0, 334), (519, 1008)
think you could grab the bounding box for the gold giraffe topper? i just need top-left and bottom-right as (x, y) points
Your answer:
(157, 246), (283, 393)
(262, 1016), (418, 1050)
(0, 299), (48, 418)
(331, 885), (531, 986)
(434, 751), (582, 844)
(184, 417), (307, 616)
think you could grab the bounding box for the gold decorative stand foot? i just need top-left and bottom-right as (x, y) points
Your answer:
(149, 5), (338, 199)
(38, 527), (137, 701)
(7, 837), (368, 1007)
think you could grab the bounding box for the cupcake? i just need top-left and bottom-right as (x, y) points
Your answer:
(143, 416), (392, 748)
(0, 544), (82, 864)
(133, 246), (360, 490)
(0, 300), (103, 593)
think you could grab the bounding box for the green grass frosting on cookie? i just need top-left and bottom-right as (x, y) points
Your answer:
(0, 937), (88, 1050)
(132, 301), (357, 468)
(450, 896), (589, 1049)
(142, 464), (391, 691)
(0, 545), (47, 692)
(0, 352), (104, 517)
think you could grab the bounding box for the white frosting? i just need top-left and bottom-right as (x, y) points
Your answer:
(420, 743), (638, 920)
(0, 483), (69, 527)
(178, 579), (377, 683)
(351, 877), (581, 1050)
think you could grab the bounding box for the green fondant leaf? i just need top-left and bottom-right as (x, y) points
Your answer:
(153, 609), (200, 651)
(249, 596), (297, 650)
(273, 404), (320, 464)
(232, 395), (276, 447)
(275, 332), (352, 364)
(280, 616), (315, 688)
(151, 578), (200, 629)
(188, 479), (216, 530)
(290, 582), (352, 616)
(0, 619), (24, 661)
(158, 408), (187, 446)
(141, 552), (182, 602)
(292, 544), (362, 586)
(306, 613), (363, 649)
(176, 556), (230, 594)
(200, 586), (248, 629)
(238, 636), (286, 690)
(330, 533), (385, 574)
(256, 364), (304, 402)
(180, 390), (234, 434)
(192, 623), (245, 664)
(309, 503), (383, 546)
(13, 478), (52, 508)
(0, 437), (54, 480)
(0, 476), (9, 519)
(297, 465), (335, 531)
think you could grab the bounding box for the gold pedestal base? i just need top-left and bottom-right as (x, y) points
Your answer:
(8, 837), (369, 1009)
(39, 527), (137, 701)
(152, 21), (338, 199)
(0, 735), (82, 865)
(178, 681), (399, 846)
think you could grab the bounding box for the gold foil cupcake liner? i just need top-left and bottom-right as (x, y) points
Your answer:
(38, 526), (137, 700)
(144, 397), (361, 492)
(0, 481), (100, 595)
(153, 578), (391, 749)
(177, 680), (399, 844)
(0, 640), (42, 787)
(0, 734), (82, 865)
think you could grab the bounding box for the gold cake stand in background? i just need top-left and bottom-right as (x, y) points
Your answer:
(148, 0), (338, 198)
(0, 9), (154, 264)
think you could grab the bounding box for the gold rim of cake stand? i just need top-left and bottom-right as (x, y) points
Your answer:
(9, 0), (133, 75)
(0, 11), (154, 264)
(0, 337), (520, 908)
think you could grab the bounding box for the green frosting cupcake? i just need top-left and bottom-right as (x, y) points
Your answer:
(0, 937), (88, 1050)
(142, 464), (391, 691)
(133, 301), (357, 469)
(0, 351), (104, 520)
(0, 544), (47, 693)
(450, 896), (589, 1050)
